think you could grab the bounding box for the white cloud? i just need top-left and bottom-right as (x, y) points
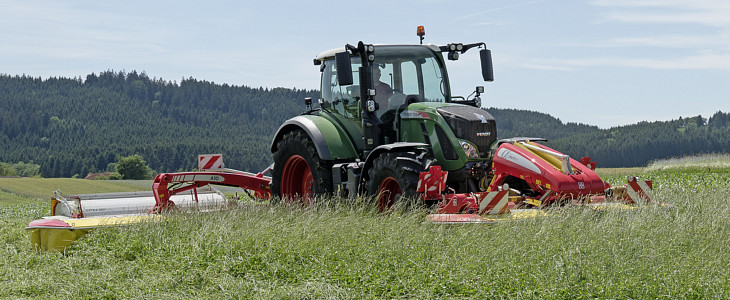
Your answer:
(592, 0), (730, 11)
(520, 64), (575, 71)
(607, 34), (730, 49)
(450, 0), (549, 23)
(557, 34), (729, 49)
(471, 21), (508, 27)
(593, 0), (730, 27)
(528, 51), (730, 71)
(515, 0), (730, 71)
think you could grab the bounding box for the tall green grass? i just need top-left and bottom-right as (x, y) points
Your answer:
(646, 153), (730, 173)
(2, 173), (729, 298)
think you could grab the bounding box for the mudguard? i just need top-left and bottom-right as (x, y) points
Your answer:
(361, 142), (429, 181)
(270, 115), (358, 160)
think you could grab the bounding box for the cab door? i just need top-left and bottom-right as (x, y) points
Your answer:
(320, 58), (365, 153)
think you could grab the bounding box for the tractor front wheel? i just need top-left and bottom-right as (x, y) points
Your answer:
(272, 130), (332, 204)
(365, 151), (432, 212)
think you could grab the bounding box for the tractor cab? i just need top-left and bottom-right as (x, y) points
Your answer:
(315, 42), (494, 160)
(320, 45), (451, 118)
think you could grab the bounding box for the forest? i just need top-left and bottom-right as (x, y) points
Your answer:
(1, 71), (728, 177)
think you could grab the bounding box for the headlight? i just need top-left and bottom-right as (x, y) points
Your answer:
(460, 141), (479, 158)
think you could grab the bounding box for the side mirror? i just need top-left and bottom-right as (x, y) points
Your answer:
(335, 52), (353, 86)
(480, 49), (494, 82)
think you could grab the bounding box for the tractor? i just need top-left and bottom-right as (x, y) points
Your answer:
(271, 31), (498, 209)
(267, 27), (653, 215)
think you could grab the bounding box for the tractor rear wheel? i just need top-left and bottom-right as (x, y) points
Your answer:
(365, 150), (432, 212)
(272, 130), (332, 204)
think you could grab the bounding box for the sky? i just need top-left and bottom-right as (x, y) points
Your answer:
(2, 0), (729, 128)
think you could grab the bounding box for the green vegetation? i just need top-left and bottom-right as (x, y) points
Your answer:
(0, 163), (13, 177)
(2, 72), (729, 178)
(0, 178), (150, 200)
(646, 153), (730, 173)
(2, 168), (729, 298)
(115, 154), (153, 180)
(0, 161), (41, 177)
(0, 71), (316, 178)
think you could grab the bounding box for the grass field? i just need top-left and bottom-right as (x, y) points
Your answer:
(1, 162), (729, 298)
(0, 178), (151, 202)
(645, 153), (730, 174)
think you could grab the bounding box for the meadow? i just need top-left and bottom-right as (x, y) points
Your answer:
(1, 161), (729, 298)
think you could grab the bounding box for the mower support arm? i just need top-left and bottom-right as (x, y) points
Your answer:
(151, 171), (271, 213)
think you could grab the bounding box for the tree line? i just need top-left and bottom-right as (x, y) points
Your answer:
(0, 71), (316, 177)
(0, 161), (41, 177)
(1, 71), (728, 177)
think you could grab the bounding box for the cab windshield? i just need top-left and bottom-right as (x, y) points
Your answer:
(372, 46), (449, 104)
(320, 46), (449, 119)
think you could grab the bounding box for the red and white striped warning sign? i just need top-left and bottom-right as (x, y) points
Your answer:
(417, 165), (448, 200)
(627, 179), (653, 203)
(477, 190), (510, 215)
(198, 154), (224, 170)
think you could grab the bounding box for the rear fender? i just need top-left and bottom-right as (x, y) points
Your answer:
(270, 116), (358, 160)
(361, 142), (429, 181)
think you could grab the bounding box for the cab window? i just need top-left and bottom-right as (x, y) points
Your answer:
(321, 57), (361, 119)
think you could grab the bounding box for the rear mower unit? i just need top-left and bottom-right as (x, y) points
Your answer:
(27, 27), (659, 251)
(27, 155), (272, 251)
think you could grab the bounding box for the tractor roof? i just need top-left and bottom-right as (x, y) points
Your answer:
(314, 44), (442, 63)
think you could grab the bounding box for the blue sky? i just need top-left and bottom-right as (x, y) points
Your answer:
(2, 0), (729, 128)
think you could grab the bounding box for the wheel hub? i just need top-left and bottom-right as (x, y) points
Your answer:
(377, 177), (402, 212)
(281, 155), (314, 204)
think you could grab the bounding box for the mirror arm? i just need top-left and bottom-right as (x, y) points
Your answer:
(345, 44), (357, 53)
(460, 42), (486, 54)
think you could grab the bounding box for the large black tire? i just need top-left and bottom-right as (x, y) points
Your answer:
(271, 130), (332, 204)
(365, 150), (432, 212)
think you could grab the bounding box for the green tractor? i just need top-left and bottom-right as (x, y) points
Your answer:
(270, 33), (496, 209)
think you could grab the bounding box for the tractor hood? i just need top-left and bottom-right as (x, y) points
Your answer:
(436, 105), (497, 158)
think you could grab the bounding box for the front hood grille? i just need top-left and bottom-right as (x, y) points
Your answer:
(436, 106), (497, 158)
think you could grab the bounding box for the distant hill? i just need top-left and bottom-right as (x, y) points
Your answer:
(0, 71), (316, 177)
(1, 71), (728, 176)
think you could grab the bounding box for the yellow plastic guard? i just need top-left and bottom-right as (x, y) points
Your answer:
(524, 198), (542, 207)
(28, 227), (90, 252)
(27, 215), (163, 252)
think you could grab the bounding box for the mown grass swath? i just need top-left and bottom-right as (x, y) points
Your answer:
(1, 169), (729, 298)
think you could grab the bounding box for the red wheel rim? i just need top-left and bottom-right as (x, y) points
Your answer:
(281, 155), (314, 205)
(377, 177), (402, 212)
